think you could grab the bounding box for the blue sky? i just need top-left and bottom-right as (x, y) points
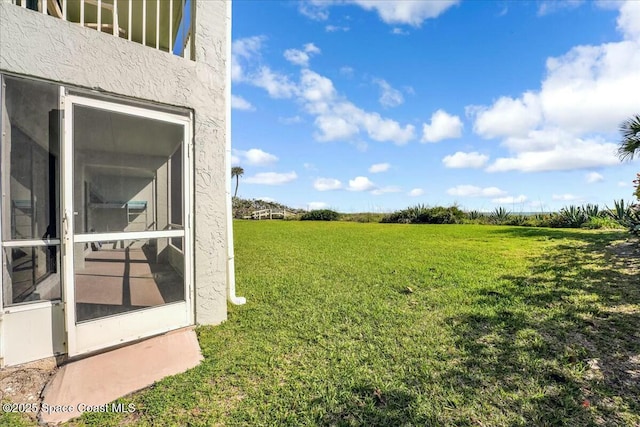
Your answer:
(230, 0), (640, 213)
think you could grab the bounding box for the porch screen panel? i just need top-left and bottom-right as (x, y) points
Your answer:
(72, 105), (184, 235)
(1, 75), (61, 306)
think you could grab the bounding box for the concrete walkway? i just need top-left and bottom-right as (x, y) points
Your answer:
(40, 328), (202, 425)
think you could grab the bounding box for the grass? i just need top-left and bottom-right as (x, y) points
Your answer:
(10, 222), (640, 426)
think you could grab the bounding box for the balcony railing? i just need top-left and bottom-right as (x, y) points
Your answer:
(11, 0), (193, 59)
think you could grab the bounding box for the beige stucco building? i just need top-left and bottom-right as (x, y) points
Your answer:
(0, 0), (238, 367)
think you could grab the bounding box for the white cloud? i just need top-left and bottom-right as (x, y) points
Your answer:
(283, 43), (322, 67)
(298, 2), (329, 21)
(300, 69), (336, 103)
(284, 49), (311, 67)
(618, 180), (630, 187)
(371, 186), (402, 195)
(299, 0), (458, 27)
(391, 27), (409, 35)
(231, 95), (255, 111)
(447, 185), (507, 197)
(552, 193), (581, 201)
(408, 188), (425, 197)
(279, 115), (303, 125)
(304, 43), (321, 54)
(245, 171), (298, 185)
(374, 78), (404, 108)
(348, 176), (376, 191)
(538, 0), (584, 16)
(325, 25), (350, 32)
(369, 163), (391, 173)
(314, 116), (360, 141)
(231, 36), (266, 82)
(313, 101), (415, 144)
(236, 41), (416, 145)
(470, 92), (542, 139)
(421, 109), (464, 142)
(442, 151), (489, 169)
(485, 138), (619, 172)
(314, 178), (343, 191)
(492, 195), (528, 204)
(350, 0), (459, 27)
(232, 148), (278, 166)
(303, 162), (317, 170)
(586, 172), (605, 183)
(308, 201), (329, 210)
(252, 66), (298, 99)
(231, 154), (240, 166)
(618, 0), (640, 40)
(468, 3), (640, 174)
(340, 66), (354, 77)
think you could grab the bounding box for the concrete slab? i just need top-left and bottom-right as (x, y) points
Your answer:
(39, 328), (202, 425)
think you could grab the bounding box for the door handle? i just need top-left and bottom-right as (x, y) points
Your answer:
(62, 211), (70, 239)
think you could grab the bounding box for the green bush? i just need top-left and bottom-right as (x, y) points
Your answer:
(489, 207), (511, 224)
(581, 216), (624, 230)
(559, 205), (588, 228)
(341, 213), (385, 223)
(300, 209), (340, 221)
(381, 205), (464, 224)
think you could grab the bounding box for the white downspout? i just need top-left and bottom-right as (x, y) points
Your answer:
(225, 0), (246, 305)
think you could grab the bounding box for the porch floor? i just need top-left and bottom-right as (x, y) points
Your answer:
(40, 327), (202, 425)
(75, 247), (184, 322)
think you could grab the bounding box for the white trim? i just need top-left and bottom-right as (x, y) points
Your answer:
(64, 95), (191, 125)
(74, 302), (189, 355)
(63, 93), (194, 357)
(74, 230), (183, 243)
(183, 117), (194, 323)
(3, 299), (62, 314)
(62, 85), (77, 355)
(1, 239), (61, 247)
(0, 75), (5, 316)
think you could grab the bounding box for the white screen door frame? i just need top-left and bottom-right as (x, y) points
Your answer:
(61, 91), (194, 357)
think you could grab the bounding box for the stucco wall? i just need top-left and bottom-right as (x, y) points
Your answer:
(0, 0), (229, 325)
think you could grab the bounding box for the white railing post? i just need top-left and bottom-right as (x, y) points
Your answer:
(62, 0), (67, 19)
(142, 0), (146, 46)
(112, 0), (117, 36)
(128, 0), (132, 41)
(169, 0), (173, 52)
(155, 0), (159, 49)
(40, 0), (45, 13)
(80, 0), (85, 26)
(97, 0), (102, 32)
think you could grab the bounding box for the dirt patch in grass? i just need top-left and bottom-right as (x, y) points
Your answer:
(606, 238), (640, 273)
(0, 357), (58, 424)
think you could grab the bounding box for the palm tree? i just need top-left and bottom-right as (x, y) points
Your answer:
(231, 166), (244, 198)
(618, 114), (640, 161)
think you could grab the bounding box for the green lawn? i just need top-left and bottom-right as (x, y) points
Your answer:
(50, 223), (640, 425)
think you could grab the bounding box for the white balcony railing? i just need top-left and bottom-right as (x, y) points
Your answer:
(11, 0), (193, 59)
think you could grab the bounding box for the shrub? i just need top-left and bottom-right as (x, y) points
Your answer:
(341, 213), (385, 223)
(582, 216), (624, 230)
(300, 209), (340, 221)
(559, 205), (588, 228)
(489, 207), (511, 224)
(538, 213), (569, 228)
(504, 215), (528, 226)
(466, 210), (483, 220)
(381, 205), (464, 224)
